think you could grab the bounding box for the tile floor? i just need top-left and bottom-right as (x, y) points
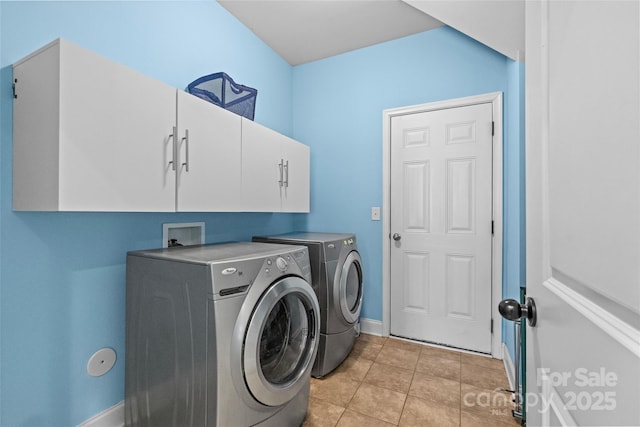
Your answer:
(304, 333), (522, 427)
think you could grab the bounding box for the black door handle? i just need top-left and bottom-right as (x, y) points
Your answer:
(499, 297), (537, 327)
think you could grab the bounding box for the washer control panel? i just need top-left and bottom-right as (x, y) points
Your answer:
(276, 256), (288, 271)
(260, 249), (312, 284)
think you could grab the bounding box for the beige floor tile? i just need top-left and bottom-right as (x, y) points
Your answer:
(375, 344), (420, 370)
(461, 362), (509, 390)
(348, 383), (407, 425)
(330, 355), (373, 382)
(310, 374), (361, 407)
(399, 395), (460, 427)
(461, 409), (522, 427)
(409, 371), (460, 409)
(460, 383), (515, 423)
(385, 337), (427, 353)
(420, 345), (461, 362)
(415, 353), (461, 381)
(350, 339), (384, 361)
(363, 362), (414, 393)
(303, 398), (345, 427)
(308, 335), (516, 426)
(336, 410), (396, 427)
(461, 352), (505, 371)
(358, 333), (387, 346)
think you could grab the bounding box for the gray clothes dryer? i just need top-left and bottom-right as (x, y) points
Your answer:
(253, 232), (363, 377)
(125, 242), (320, 427)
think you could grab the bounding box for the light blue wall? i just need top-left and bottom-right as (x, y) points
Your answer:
(0, 1), (3, 418)
(292, 27), (525, 327)
(0, 2), (300, 426)
(503, 60), (527, 362)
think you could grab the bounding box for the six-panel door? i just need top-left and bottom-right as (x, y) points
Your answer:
(390, 102), (494, 353)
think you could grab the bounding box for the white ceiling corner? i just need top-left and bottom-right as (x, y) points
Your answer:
(217, 0), (445, 65)
(404, 0), (525, 61)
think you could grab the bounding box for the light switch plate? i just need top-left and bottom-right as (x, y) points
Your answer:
(371, 207), (381, 221)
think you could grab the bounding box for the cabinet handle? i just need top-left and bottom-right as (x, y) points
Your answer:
(168, 126), (177, 171)
(278, 159), (284, 187)
(181, 129), (190, 172)
(284, 160), (289, 188)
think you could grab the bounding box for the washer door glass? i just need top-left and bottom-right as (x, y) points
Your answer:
(244, 276), (320, 407)
(260, 293), (310, 384)
(338, 251), (363, 324)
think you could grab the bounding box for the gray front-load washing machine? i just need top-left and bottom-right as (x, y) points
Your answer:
(253, 232), (363, 377)
(125, 242), (320, 426)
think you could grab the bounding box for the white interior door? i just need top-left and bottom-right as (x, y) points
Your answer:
(390, 102), (493, 353)
(525, 1), (640, 425)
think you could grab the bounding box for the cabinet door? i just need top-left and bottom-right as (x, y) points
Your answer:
(176, 91), (242, 211)
(241, 119), (283, 212)
(58, 40), (177, 211)
(280, 138), (310, 213)
(13, 39), (177, 211)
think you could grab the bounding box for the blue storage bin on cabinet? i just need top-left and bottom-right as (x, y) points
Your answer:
(186, 72), (257, 120)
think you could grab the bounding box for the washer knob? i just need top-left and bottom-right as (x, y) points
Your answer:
(276, 256), (288, 271)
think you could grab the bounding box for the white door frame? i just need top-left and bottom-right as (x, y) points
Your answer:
(382, 92), (503, 357)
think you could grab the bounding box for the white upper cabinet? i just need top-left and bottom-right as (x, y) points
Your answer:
(13, 39), (177, 211)
(12, 39), (308, 213)
(175, 91), (242, 211)
(241, 118), (310, 212)
(240, 118), (282, 212)
(280, 134), (310, 212)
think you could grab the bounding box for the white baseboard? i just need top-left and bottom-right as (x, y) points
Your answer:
(360, 317), (383, 336)
(77, 401), (124, 427)
(502, 342), (516, 392)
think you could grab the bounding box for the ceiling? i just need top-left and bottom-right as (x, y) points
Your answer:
(217, 0), (444, 66)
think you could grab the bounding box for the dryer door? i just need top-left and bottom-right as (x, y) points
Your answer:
(243, 276), (320, 407)
(335, 250), (364, 324)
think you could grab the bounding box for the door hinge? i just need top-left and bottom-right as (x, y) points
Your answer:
(491, 121), (495, 136)
(491, 318), (494, 333)
(12, 79), (17, 99)
(491, 220), (494, 235)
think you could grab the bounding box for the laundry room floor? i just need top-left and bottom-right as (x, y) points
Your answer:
(304, 333), (521, 427)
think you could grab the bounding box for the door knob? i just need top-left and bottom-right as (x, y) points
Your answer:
(392, 233), (401, 241)
(498, 297), (537, 327)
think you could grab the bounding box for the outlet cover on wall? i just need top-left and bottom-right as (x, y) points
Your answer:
(162, 222), (205, 248)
